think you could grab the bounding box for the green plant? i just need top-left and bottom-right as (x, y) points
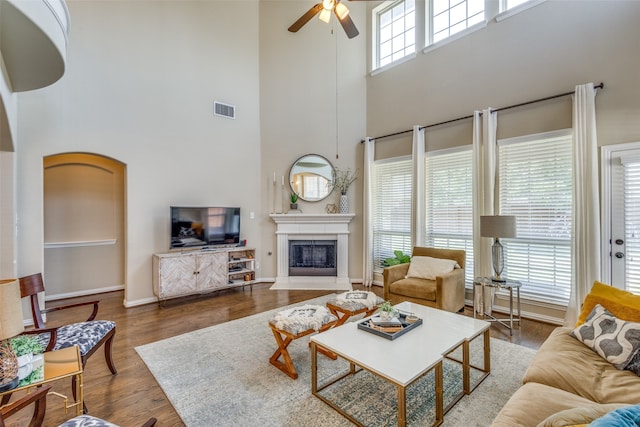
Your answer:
(382, 250), (411, 267)
(289, 192), (299, 203)
(10, 335), (45, 356)
(377, 300), (395, 313)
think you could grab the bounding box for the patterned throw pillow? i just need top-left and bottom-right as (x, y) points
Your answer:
(571, 304), (640, 374)
(625, 348), (640, 376)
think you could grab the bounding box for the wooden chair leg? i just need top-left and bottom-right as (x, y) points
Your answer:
(104, 331), (118, 375)
(269, 329), (298, 379)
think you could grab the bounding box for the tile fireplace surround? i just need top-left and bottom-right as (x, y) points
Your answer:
(269, 213), (355, 288)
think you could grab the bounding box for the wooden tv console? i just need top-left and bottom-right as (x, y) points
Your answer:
(152, 247), (255, 301)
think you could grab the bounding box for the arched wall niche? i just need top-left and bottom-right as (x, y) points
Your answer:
(43, 152), (126, 298)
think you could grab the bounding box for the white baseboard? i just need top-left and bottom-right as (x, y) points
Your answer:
(45, 285), (124, 301)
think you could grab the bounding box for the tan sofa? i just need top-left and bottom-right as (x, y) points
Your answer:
(491, 282), (640, 427)
(382, 247), (465, 313)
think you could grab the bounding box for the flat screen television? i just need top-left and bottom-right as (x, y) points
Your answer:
(170, 206), (240, 250)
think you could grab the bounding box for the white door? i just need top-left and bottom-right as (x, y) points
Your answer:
(602, 142), (640, 294)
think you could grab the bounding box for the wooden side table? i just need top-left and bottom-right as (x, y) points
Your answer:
(473, 277), (522, 336)
(0, 345), (83, 416)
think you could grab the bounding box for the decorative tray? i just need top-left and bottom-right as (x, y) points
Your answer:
(357, 313), (423, 340)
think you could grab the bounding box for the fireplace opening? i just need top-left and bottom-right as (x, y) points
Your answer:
(289, 240), (337, 277)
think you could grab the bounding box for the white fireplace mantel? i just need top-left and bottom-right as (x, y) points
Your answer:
(270, 213), (355, 288)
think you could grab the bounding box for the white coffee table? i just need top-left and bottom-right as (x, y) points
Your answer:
(310, 301), (491, 427)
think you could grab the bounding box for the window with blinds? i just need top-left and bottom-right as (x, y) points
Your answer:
(498, 130), (573, 304)
(372, 157), (413, 270)
(624, 161), (640, 295)
(424, 148), (474, 286)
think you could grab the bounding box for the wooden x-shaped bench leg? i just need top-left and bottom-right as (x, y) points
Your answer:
(269, 321), (337, 380)
(327, 303), (379, 327)
(269, 327), (298, 379)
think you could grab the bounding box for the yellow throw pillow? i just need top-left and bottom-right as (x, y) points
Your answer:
(576, 281), (640, 326)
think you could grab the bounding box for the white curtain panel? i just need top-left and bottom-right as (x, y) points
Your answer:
(412, 125), (426, 247)
(362, 137), (375, 287)
(472, 109), (498, 314)
(565, 83), (601, 326)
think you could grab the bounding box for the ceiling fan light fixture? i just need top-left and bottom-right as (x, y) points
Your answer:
(335, 2), (349, 20)
(319, 8), (332, 23)
(322, 0), (335, 11)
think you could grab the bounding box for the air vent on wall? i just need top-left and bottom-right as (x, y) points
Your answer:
(214, 101), (236, 119)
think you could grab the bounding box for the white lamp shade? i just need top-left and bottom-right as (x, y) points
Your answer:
(318, 8), (331, 23)
(335, 2), (349, 19)
(0, 279), (24, 341)
(480, 215), (516, 238)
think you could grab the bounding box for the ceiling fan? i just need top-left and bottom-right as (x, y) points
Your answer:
(288, 0), (359, 39)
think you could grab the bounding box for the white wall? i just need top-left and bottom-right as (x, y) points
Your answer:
(15, 0), (368, 305)
(17, 1), (262, 305)
(259, 1), (367, 279)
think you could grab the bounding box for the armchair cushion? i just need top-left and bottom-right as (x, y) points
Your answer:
(34, 320), (116, 357)
(405, 256), (460, 280)
(388, 277), (438, 302)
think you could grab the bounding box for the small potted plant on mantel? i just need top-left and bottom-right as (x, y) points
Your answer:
(289, 192), (299, 210)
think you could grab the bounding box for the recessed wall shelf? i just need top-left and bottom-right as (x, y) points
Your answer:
(44, 239), (117, 249)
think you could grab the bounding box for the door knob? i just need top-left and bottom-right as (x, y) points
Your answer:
(615, 252), (625, 259)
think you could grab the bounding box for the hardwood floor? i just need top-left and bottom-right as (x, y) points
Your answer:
(6, 283), (557, 426)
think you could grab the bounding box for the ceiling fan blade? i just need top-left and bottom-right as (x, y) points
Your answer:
(288, 3), (324, 33)
(337, 13), (359, 39)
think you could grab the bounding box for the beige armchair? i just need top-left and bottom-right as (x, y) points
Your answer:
(383, 247), (466, 313)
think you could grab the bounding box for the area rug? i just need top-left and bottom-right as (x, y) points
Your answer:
(135, 295), (535, 426)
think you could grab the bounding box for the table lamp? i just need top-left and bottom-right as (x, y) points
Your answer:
(480, 216), (516, 282)
(0, 278), (24, 392)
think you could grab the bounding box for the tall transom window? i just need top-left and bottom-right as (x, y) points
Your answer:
(429, 0), (485, 44)
(373, 0), (416, 69)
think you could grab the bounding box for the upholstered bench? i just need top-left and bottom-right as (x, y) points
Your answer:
(58, 415), (156, 427)
(268, 304), (337, 379)
(325, 291), (383, 327)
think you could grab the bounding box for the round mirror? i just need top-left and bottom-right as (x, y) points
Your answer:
(289, 154), (334, 202)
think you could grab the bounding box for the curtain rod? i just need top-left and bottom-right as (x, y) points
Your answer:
(360, 82), (604, 143)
